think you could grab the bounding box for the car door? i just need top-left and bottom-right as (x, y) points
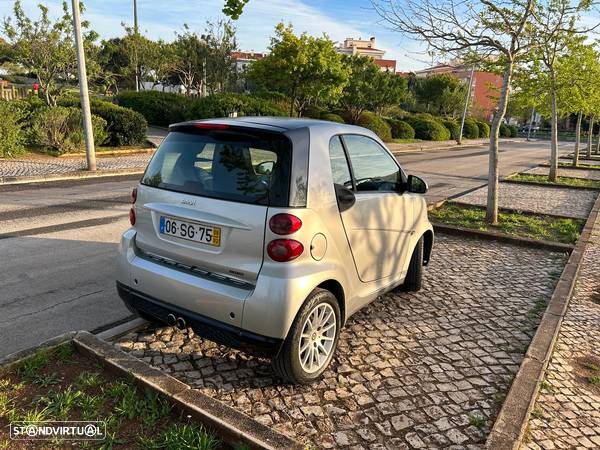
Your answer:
(331, 134), (413, 283)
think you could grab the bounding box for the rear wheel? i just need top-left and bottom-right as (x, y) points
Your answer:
(404, 237), (423, 292)
(272, 288), (340, 384)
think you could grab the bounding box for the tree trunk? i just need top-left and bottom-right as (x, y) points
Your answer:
(573, 111), (582, 167)
(596, 130), (600, 154)
(548, 85), (558, 182)
(486, 60), (513, 225)
(587, 115), (595, 159)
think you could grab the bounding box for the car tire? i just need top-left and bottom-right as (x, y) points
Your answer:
(272, 288), (341, 384)
(404, 237), (423, 292)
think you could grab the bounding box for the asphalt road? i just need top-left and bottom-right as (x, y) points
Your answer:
(0, 139), (572, 357)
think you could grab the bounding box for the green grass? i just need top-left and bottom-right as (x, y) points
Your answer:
(392, 138), (422, 144)
(138, 424), (220, 450)
(468, 414), (486, 428)
(540, 380), (554, 392)
(583, 362), (600, 372)
(429, 203), (584, 244)
(530, 408), (544, 419)
(588, 375), (600, 385)
(559, 162), (600, 170)
(509, 173), (600, 189)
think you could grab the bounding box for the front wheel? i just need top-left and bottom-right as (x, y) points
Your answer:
(272, 288), (340, 384)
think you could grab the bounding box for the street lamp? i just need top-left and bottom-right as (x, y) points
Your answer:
(458, 65), (475, 145)
(71, 0), (96, 171)
(133, 0), (139, 92)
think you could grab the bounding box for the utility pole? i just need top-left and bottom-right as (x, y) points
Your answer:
(71, 0), (96, 171)
(526, 107), (536, 141)
(134, 0), (139, 92)
(458, 66), (475, 145)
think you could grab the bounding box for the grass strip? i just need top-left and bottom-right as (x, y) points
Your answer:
(429, 203), (584, 244)
(510, 173), (600, 189)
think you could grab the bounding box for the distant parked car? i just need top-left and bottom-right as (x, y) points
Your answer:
(116, 117), (434, 383)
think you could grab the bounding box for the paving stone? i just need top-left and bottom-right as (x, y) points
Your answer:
(454, 182), (596, 218)
(523, 210), (600, 449)
(115, 234), (565, 448)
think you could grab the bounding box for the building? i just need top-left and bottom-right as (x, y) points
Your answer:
(231, 51), (265, 72)
(414, 63), (502, 121)
(336, 37), (397, 73)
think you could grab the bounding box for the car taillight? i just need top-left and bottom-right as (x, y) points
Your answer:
(129, 207), (136, 226)
(131, 187), (137, 204)
(193, 123), (229, 130)
(269, 214), (302, 235)
(267, 239), (303, 262)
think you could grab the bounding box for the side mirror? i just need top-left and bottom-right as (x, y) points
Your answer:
(256, 161), (275, 175)
(334, 184), (356, 212)
(407, 175), (428, 194)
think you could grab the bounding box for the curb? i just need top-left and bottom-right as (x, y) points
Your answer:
(432, 223), (574, 253)
(485, 192), (600, 450)
(503, 177), (600, 191)
(0, 331), (302, 450)
(389, 138), (521, 154)
(539, 163), (600, 171)
(0, 169), (145, 186)
(95, 317), (148, 341)
(57, 148), (155, 158)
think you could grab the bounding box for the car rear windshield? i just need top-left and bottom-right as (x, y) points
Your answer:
(141, 127), (292, 206)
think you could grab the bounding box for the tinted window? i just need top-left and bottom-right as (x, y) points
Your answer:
(342, 135), (401, 192)
(328, 136), (352, 188)
(142, 129), (291, 206)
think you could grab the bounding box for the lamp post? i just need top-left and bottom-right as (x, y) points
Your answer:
(134, 0), (139, 91)
(71, 0), (96, 171)
(458, 66), (475, 145)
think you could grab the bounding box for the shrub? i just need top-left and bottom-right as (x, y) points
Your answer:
(357, 111), (392, 142)
(499, 123), (511, 137)
(477, 121), (490, 138)
(189, 93), (286, 119)
(0, 100), (26, 157)
(463, 118), (480, 139)
(60, 97), (147, 146)
(442, 119), (460, 140)
(116, 90), (190, 127)
(508, 124), (518, 137)
(31, 106), (107, 154)
(320, 113), (345, 123)
(412, 118), (451, 141)
(388, 119), (415, 139)
(303, 104), (324, 119)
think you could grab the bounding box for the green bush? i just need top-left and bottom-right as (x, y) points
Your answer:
(320, 113), (345, 123)
(463, 118), (480, 139)
(116, 90), (190, 127)
(508, 124), (518, 137)
(31, 106), (107, 154)
(412, 118), (451, 141)
(357, 111), (392, 142)
(442, 119), (460, 140)
(499, 123), (511, 137)
(477, 121), (490, 138)
(303, 104), (324, 119)
(388, 119), (415, 139)
(0, 100), (26, 157)
(60, 97), (147, 146)
(190, 93), (286, 119)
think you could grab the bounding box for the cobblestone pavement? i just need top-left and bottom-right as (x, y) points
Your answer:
(115, 234), (566, 449)
(0, 154), (151, 178)
(454, 183), (597, 219)
(525, 166), (600, 181)
(522, 215), (600, 450)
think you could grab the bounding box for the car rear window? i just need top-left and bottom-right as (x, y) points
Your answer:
(141, 128), (292, 206)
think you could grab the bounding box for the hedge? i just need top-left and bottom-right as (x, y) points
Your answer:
(442, 119), (460, 140)
(320, 113), (345, 124)
(463, 118), (480, 139)
(0, 100), (26, 157)
(357, 111), (392, 142)
(499, 123), (511, 137)
(411, 118), (451, 141)
(387, 119), (415, 139)
(508, 124), (518, 137)
(116, 91), (286, 127)
(59, 97), (147, 146)
(477, 121), (490, 138)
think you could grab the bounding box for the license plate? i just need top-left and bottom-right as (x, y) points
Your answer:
(159, 216), (221, 247)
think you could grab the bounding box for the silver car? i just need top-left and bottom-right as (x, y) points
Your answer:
(116, 117), (433, 384)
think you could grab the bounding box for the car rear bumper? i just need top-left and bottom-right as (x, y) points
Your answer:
(116, 281), (283, 357)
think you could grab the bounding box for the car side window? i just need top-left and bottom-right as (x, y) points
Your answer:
(328, 136), (353, 188)
(342, 134), (401, 192)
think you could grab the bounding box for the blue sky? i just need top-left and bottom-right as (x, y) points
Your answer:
(1, 0), (429, 71)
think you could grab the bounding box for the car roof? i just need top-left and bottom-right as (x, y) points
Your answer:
(170, 116), (371, 133)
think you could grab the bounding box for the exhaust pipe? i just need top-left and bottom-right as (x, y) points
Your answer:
(176, 317), (187, 330)
(166, 314), (176, 326)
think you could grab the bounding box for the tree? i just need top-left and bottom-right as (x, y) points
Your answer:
(530, 0), (599, 181)
(203, 20), (238, 94)
(373, 0), (536, 224)
(172, 26), (207, 95)
(247, 23), (349, 116)
(340, 55), (408, 122)
(222, 0), (249, 19)
(414, 73), (466, 115)
(3, 0), (98, 106)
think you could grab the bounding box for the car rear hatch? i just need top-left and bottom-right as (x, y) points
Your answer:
(134, 122), (293, 286)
